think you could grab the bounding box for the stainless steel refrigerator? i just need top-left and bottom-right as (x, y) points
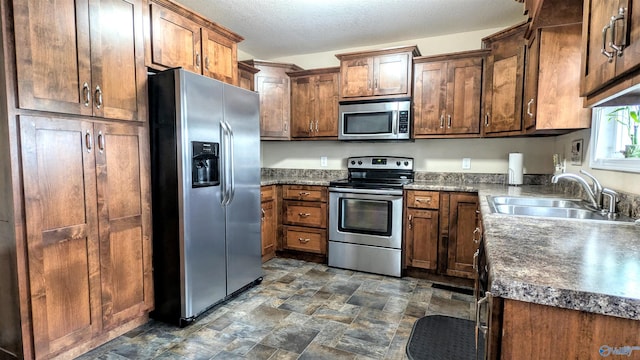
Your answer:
(149, 68), (262, 326)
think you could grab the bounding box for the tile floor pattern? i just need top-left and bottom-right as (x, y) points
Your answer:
(78, 258), (475, 360)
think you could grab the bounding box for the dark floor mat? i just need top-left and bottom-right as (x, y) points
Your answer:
(406, 315), (483, 360)
(431, 283), (474, 296)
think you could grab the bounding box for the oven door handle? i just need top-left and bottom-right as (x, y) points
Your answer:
(328, 187), (403, 196)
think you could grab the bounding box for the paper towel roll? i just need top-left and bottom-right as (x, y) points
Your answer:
(508, 153), (523, 185)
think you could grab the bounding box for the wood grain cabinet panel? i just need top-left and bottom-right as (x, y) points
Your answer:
(405, 208), (439, 270)
(13, 0), (147, 122)
(261, 185), (277, 262)
(283, 201), (326, 228)
(445, 193), (479, 279)
(581, 0), (640, 97)
(95, 123), (153, 330)
(482, 23), (527, 136)
(241, 60), (303, 140)
(413, 50), (486, 138)
(336, 46), (420, 101)
(238, 61), (260, 91)
(289, 68), (339, 139)
(148, 0), (242, 85)
(284, 226), (326, 254)
(280, 185), (327, 256)
(20, 117), (102, 359)
(523, 24), (590, 133)
(18, 116), (152, 358)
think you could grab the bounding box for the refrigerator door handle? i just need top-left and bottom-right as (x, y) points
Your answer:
(220, 120), (229, 205)
(226, 120), (236, 204)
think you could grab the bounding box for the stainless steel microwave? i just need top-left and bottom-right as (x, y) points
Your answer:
(338, 99), (411, 141)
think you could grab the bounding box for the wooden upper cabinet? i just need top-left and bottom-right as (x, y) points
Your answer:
(149, 3), (201, 73)
(336, 46), (420, 101)
(482, 23), (527, 136)
(238, 61), (260, 91)
(289, 68), (339, 139)
(13, 0), (147, 122)
(523, 24), (591, 133)
(241, 60), (303, 140)
(413, 50), (487, 138)
(581, 0), (640, 97)
(147, 0), (243, 85)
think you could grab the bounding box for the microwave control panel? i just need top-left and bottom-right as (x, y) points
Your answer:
(398, 110), (409, 134)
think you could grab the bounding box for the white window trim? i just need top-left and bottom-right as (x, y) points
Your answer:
(589, 108), (640, 173)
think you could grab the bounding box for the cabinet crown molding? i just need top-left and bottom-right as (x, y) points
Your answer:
(335, 45), (421, 60)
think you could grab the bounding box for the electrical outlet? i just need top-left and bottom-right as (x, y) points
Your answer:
(320, 156), (328, 167)
(462, 158), (471, 169)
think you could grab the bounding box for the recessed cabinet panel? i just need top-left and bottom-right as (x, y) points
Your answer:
(149, 3), (201, 73)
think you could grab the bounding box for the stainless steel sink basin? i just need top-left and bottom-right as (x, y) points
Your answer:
(487, 196), (635, 223)
(489, 196), (584, 208)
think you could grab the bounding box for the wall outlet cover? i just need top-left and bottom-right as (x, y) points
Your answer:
(462, 158), (471, 169)
(320, 156), (328, 167)
(570, 139), (583, 166)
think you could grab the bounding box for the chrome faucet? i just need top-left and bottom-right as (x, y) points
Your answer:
(579, 170), (603, 208)
(551, 172), (600, 210)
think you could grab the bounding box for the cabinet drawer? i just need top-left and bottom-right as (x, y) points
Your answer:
(261, 185), (275, 202)
(407, 191), (440, 209)
(283, 201), (326, 228)
(284, 226), (326, 254)
(282, 185), (326, 202)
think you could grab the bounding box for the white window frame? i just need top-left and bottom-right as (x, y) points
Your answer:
(589, 106), (640, 173)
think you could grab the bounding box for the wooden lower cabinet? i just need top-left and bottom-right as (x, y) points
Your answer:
(281, 185), (327, 256)
(18, 116), (152, 359)
(404, 190), (478, 280)
(261, 185), (277, 262)
(495, 299), (640, 359)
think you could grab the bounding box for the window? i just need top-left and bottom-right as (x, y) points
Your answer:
(590, 105), (640, 173)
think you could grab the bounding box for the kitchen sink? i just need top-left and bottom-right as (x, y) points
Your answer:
(489, 196), (585, 208)
(487, 196), (636, 223)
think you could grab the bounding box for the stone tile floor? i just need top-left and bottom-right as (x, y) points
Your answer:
(78, 258), (475, 359)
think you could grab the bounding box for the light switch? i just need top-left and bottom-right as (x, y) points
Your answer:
(320, 156), (328, 167)
(462, 158), (471, 169)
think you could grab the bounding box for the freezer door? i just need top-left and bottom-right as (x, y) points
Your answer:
(223, 84), (262, 294)
(179, 70), (227, 318)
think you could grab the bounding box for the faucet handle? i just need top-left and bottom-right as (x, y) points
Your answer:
(601, 188), (619, 214)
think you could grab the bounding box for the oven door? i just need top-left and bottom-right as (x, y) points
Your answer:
(329, 187), (403, 249)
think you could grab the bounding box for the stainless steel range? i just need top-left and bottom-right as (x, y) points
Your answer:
(328, 156), (414, 277)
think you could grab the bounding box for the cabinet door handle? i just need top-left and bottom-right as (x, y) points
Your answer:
(473, 227), (480, 243)
(261, 208), (265, 218)
(408, 214), (413, 230)
(298, 191), (310, 197)
(205, 56), (210, 70)
(82, 82), (91, 107)
(315, 120), (319, 132)
(85, 130), (93, 153)
(309, 120), (313, 133)
(195, 52), (201, 67)
(527, 98), (534, 118)
(298, 237), (310, 243)
(374, 78), (378, 89)
(284, 122), (288, 132)
(415, 198), (431, 203)
(440, 115), (445, 128)
(601, 23), (615, 61)
(485, 113), (490, 127)
(94, 85), (103, 109)
(473, 249), (479, 271)
(298, 212), (311, 218)
(610, 7), (628, 57)
(97, 131), (105, 153)
(447, 114), (452, 128)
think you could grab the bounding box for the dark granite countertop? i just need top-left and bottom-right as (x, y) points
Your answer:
(264, 176), (640, 320)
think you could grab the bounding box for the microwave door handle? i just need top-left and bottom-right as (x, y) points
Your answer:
(392, 110), (398, 135)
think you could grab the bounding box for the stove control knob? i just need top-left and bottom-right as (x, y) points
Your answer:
(404, 161), (409, 166)
(396, 161), (401, 166)
(350, 160), (356, 165)
(357, 161), (362, 165)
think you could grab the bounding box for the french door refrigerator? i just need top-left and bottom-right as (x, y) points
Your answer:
(149, 68), (262, 326)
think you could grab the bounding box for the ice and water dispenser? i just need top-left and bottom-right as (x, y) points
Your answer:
(192, 141), (219, 187)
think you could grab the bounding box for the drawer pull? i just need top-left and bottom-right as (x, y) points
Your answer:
(298, 212), (311, 218)
(298, 191), (310, 196)
(298, 237), (310, 243)
(416, 198), (431, 203)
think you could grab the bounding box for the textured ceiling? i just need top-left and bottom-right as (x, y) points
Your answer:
(174, 0), (527, 59)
